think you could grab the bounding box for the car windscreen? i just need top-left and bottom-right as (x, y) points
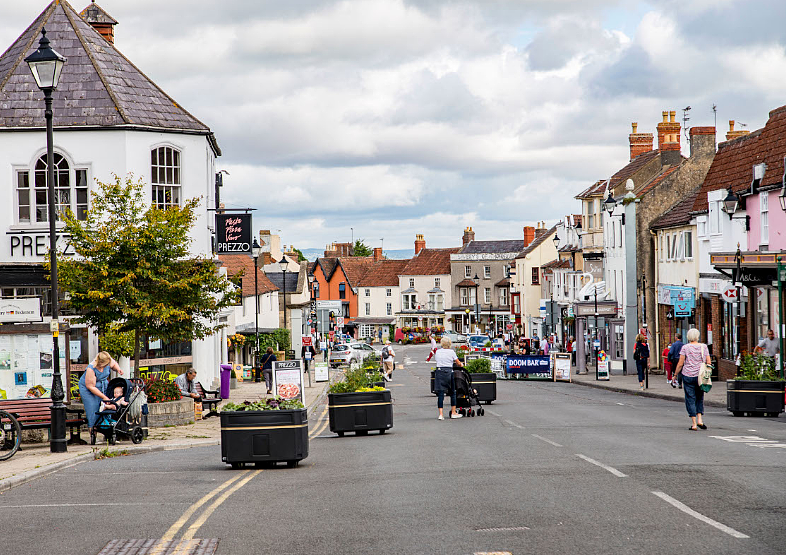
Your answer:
(334, 345), (350, 351)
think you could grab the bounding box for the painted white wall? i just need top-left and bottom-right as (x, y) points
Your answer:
(359, 285), (401, 318)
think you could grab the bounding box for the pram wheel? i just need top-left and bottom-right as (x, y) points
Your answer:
(479, 408), (485, 416)
(131, 427), (144, 444)
(485, 401), (492, 405)
(337, 431), (345, 437)
(231, 462), (243, 469)
(89, 429), (97, 445)
(379, 429), (386, 435)
(286, 460), (299, 468)
(469, 410), (474, 417)
(108, 432), (116, 445)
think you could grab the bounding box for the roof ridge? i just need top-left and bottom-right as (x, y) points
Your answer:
(0, 2), (54, 93)
(62, 1), (130, 124)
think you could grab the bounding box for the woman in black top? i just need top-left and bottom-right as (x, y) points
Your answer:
(634, 334), (650, 390)
(260, 347), (276, 394)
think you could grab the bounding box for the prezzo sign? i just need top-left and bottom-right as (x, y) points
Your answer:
(215, 213), (251, 253)
(8, 232), (75, 259)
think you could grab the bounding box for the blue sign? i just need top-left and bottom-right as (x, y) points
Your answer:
(506, 355), (551, 374)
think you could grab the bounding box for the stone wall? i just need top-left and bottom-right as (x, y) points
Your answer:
(147, 398), (194, 428)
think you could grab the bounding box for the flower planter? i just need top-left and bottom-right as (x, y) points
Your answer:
(470, 373), (496, 404)
(220, 408), (309, 468)
(328, 390), (392, 437)
(726, 380), (785, 417)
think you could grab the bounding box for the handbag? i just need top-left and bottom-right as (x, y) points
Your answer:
(698, 361), (712, 392)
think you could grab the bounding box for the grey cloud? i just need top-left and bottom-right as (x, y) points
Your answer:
(525, 19), (622, 71)
(391, 70), (489, 125)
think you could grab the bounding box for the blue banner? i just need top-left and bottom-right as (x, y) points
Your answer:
(506, 355), (551, 374)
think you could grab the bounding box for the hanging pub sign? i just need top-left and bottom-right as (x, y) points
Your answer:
(215, 213), (252, 254)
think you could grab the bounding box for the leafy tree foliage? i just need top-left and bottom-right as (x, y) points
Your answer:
(352, 239), (372, 257)
(291, 247), (307, 262)
(55, 175), (240, 374)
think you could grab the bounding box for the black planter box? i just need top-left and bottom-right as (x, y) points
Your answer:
(727, 380), (785, 417)
(328, 390), (393, 436)
(470, 373), (497, 404)
(220, 408), (308, 468)
(430, 370), (436, 394)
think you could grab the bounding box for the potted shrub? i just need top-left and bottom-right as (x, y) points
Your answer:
(328, 366), (392, 437)
(727, 353), (785, 417)
(220, 397), (308, 468)
(465, 357), (497, 404)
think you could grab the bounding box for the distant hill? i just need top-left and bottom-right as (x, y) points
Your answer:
(299, 248), (414, 261)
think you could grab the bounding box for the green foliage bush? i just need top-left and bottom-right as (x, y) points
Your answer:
(329, 366), (383, 393)
(738, 352), (781, 381)
(144, 377), (181, 403)
(221, 398), (304, 411)
(465, 358), (492, 373)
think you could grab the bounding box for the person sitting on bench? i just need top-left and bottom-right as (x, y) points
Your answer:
(174, 368), (201, 400)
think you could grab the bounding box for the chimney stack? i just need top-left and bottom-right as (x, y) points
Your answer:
(657, 110), (681, 152)
(629, 122), (654, 160)
(689, 126), (716, 158)
(462, 227), (475, 246)
(523, 226), (535, 246)
(414, 234), (426, 255)
(80, 1), (118, 44)
(373, 247), (383, 262)
(726, 120), (750, 141)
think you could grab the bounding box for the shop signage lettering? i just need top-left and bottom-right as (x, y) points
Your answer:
(8, 233), (75, 258)
(215, 213), (251, 254)
(506, 355), (551, 374)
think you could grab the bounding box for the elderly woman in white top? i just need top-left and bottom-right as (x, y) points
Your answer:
(433, 337), (464, 420)
(674, 328), (712, 431)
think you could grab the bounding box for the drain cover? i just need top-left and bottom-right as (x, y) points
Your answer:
(97, 539), (219, 554)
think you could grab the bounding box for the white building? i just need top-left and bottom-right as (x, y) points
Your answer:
(0, 2), (226, 392)
(355, 259), (409, 341)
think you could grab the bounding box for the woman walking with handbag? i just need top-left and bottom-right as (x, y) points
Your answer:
(633, 334), (650, 390)
(674, 328), (712, 431)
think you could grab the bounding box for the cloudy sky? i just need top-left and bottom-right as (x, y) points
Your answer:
(3, 0), (785, 252)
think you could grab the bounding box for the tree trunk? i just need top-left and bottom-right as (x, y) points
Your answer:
(133, 328), (141, 378)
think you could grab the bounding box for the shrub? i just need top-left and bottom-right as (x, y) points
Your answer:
(221, 397), (304, 411)
(465, 358), (492, 373)
(738, 352), (780, 381)
(144, 376), (181, 403)
(329, 366), (383, 393)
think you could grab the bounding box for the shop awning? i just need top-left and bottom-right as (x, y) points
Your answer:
(711, 251), (786, 286)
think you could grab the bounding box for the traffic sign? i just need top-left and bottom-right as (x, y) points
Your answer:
(336, 316), (344, 327)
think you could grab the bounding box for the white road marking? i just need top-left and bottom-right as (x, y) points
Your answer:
(616, 402), (625, 406)
(576, 454), (627, 477)
(504, 419), (524, 429)
(532, 434), (562, 447)
(475, 526), (530, 532)
(709, 435), (786, 448)
(487, 409), (501, 417)
(652, 491), (749, 539)
(2, 502), (187, 508)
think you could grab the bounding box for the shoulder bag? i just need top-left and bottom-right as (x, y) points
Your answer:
(698, 344), (712, 392)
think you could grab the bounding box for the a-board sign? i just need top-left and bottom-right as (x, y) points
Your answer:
(507, 355), (551, 375)
(272, 360), (304, 404)
(319, 341), (327, 351)
(596, 351), (610, 380)
(302, 336), (313, 346)
(314, 361), (329, 382)
(553, 353), (571, 382)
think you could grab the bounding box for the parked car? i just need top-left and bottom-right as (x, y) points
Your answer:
(329, 343), (380, 368)
(441, 331), (467, 345)
(468, 335), (491, 349)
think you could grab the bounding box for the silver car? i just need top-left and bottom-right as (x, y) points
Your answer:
(441, 331), (467, 345)
(329, 343), (380, 368)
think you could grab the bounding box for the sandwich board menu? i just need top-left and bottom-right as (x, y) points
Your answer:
(314, 362), (329, 382)
(553, 353), (571, 382)
(596, 351), (610, 380)
(272, 360), (304, 404)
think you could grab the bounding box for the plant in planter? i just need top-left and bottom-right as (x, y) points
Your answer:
(220, 397), (308, 468)
(328, 367), (392, 436)
(727, 353), (785, 417)
(144, 377), (181, 403)
(465, 357), (497, 404)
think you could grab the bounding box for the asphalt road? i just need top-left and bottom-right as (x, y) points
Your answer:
(2, 343), (785, 555)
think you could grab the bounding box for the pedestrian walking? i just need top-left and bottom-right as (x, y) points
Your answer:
(674, 328), (711, 431)
(425, 334), (438, 362)
(662, 343), (673, 385)
(260, 347), (276, 394)
(633, 333), (650, 390)
(378, 328), (383, 345)
(381, 340), (395, 382)
(301, 343), (316, 376)
(542, 336), (550, 355)
(78, 351), (123, 433)
(433, 337), (464, 420)
(668, 333), (684, 389)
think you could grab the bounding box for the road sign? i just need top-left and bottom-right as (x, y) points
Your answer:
(336, 316), (344, 327)
(302, 336), (312, 346)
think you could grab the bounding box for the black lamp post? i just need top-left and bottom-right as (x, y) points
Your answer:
(280, 257), (289, 350)
(641, 273), (648, 389)
(735, 243), (742, 367)
(26, 29), (67, 454)
(722, 188), (740, 219)
(473, 273), (480, 334)
(252, 239), (261, 382)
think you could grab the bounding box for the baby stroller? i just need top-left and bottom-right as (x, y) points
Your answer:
(91, 377), (148, 445)
(453, 367), (485, 417)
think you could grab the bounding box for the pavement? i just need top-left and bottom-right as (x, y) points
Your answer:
(0, 368), (333, 491)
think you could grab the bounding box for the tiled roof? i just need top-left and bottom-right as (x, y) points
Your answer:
(460, 240), (526, 254)
(334, 257), (377, 288)
(542, 259), (572, 270)
(455, 278), (479, 287)
(401, 247), (460, 276)
(265, 272), (299, 294)
(218, 255), (278, 297)
(576, 179), (608, 199)
(0, 1), (213, 136)
(312, 258), (338, 280)
(515, 225), (558, 259)
(651, 189), (701, 230)
(495, 278), (510, 287)
(691, 105), (786, 213)
(609, 149), (663, 191)
(358, 259), (409, 287)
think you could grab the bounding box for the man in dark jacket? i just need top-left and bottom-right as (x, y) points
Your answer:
(668, 333), (684, 389)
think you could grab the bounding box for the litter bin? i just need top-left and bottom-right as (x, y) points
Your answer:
(220, 364), (231, 399)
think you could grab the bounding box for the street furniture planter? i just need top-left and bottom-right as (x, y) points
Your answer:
(220, 408), (308, 468)
(328, 390), (392, 437)
(430, 370), (436, 395)
(470, 372), (497, 404)
(727, 380), (785, 417)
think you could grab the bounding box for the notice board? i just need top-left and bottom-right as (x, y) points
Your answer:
(272, 359), (304, 405)
(0, 332), (67, 400)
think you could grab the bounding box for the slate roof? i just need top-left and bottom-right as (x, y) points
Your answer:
(650, 189), (701, 230)
(358, 259), (409, 287)
(218, 255), (278, 297)
(691, 105), (786, 214)
(80, 2), (117, 24)
(515, 225), (558, 259)
(576, 150), (666, 201)
(575, 179), (608, 199)
(459, 240), (526, 255)
(266, 272), (299, 294)
(311, 258), (338, 280)
(542, 259), (571, 270)
(401, 247), (460, 276)
(0, 1), (216, 146)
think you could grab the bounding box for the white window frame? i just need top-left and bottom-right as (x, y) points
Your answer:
(484, 266), (491, 279)
(365, 303), (371, 316)
(365, 288), (370, 297)
(434, 277), (440, 288)
(684, 230), (693, 259)
(386, 288), (392, 297)
(484, 287), (491, 304)
(436, 294), (443, 311)
(14, 153), (90, 225)
(409, 278), (415, 288)
(386, 303), (392, 316)
(499, 288), (509, 306)
(465, 265), (472, 278)
(761, 192), (769, 244)
(709, 201), (721, 235)
(659, 233), (664, 262)
(460, 288), (468, 306)
(151, 145), (182, 209)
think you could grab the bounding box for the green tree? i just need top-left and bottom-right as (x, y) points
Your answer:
(352, 239), (372, 257)
(54, 175), (241, 375)
(291, 247), (307, 262)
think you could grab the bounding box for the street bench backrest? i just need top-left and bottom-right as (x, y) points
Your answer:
(0, 398), (82, 424)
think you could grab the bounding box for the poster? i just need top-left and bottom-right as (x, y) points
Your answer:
(314, 361), (329, 382)
(554, 353), (571, 382)
(596, 351), (610, 380)
(272, 360), (304, 404)
(0, 333), (62, 399)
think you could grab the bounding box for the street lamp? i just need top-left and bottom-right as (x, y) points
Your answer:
(722, 188), (740, 219)
(279, 257), (289, 345)
(552, 233), (560, 249)
(735, 243), (742, 368)
(252, 239), (262, 382)
(473, 273), (480, 334)
(779, 187), (786, 212)
(26, 28), (67, 454)
(604, 190), (616, 216)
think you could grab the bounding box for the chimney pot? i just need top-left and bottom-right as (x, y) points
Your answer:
(414, 234), (426, 255)
(729, 120), (735, 132)
(631, 122), (638, 133)
(669, 110), (676, 123)
(373, 247), (383, 262)
(662, 111), (668, 123)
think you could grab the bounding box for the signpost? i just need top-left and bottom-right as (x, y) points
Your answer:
(215, 213), (252, 254)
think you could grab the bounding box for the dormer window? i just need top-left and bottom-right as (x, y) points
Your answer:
(751, 163), (766, 192)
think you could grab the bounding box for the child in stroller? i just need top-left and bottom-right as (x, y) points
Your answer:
(452, 366), (485, 417)
(91, 377), (147, 445)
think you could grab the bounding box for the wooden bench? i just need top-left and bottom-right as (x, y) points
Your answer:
(195, 382), (221, 418)
(0, 398), (87, 446)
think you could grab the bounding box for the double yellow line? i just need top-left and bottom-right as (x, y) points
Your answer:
(155, 405), (329, 551)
